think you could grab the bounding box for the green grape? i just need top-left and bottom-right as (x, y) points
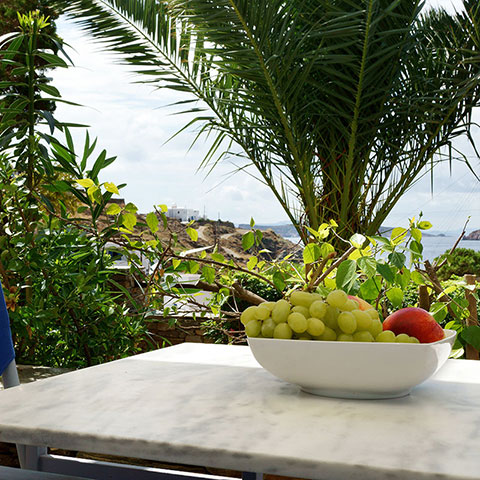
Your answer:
(326, 289), (348, 309)
(272, 299), (291, 324)
(273, 323), (293, 339)
(337, 333), (354, 342)
(290, 290), (323, 307)
(261, 301), (276, 312)
(309, 300), (327, 319)
(342, 299), (358, 312)
(352, 309), (372, 331)
(287, 312), (308, 333)
(353, 331), (374, 342)
(409, 336), (420, 343)
(337, 311), (357, 334)
(366, 308), (379, 320)
(375, 330), (396, 343)
(292, 305), (310, 318)
(261, 318), (276, 338)
(245, 320), (262, 337)
(319, 326), (337, 341)
(256, 304), (271, 321)
(323, 305), (339, 330)
(396, 333), (411, 343)
(306, 317), (325, 336)
(240, 306), (258, 325)
(368, 319), (383, 337)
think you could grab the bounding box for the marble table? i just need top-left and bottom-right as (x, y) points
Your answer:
(0, 343), (479, 480)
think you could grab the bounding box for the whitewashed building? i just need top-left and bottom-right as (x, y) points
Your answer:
(167, 204), (200, 222)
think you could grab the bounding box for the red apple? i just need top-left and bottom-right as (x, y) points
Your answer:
(383, 307), (444, 343)
(348, 295), (373, 311)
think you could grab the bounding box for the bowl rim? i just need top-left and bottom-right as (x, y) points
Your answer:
(247, 328), (456, 346)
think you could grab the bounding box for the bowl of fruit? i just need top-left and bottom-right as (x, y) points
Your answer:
(244, 289), (456, 399)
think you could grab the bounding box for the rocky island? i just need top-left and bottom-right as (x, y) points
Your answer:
(464, 230), (480, 240)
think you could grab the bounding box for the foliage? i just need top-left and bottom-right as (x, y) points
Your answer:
(0, 150), (150, 368)
(435, 248), (480, 281)
(0, 13), (149, 368)
(58, 0), (480, 243)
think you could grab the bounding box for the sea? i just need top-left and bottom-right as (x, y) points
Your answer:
(285, 235), (480, 262)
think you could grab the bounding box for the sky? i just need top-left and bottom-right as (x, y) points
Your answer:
(49, 0), (480, 233)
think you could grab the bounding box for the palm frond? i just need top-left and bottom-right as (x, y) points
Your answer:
(58, 0), (480, 242)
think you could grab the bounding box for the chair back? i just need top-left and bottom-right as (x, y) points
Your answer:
(0, 280), (19, 388)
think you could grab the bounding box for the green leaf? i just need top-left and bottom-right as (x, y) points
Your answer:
(418, 221), (432, 230)
(313, 225), (330, 240)
(377, 263), (395, 283)
(158, 204), (168, 213)
(335, 260), (357, 293)
(430, 302), (448, 323)
(124, 202), (138, 213)
(242, 231), (255, 251)
(146, 212), (159, 233)
(188, 260), (200, 274)
(369, 235), (391, 246)
(186, 227), (198, 242)
(77, 178), (95, 188)
(122, 212), (137, 231)
(461, 326), (480, 351)
(87, 185), (101, 202)
(350, 233), (366, 249)
(255, 229), (263, 245)
(272, 271), (285, 291)
(211, 252), (225, 263)
(359, 277), (382, 300)
(247, 256), (258, 270)
(202, 265), (215, 283)
(106, 203), (122, 215)
(390, 227), (408, 245)
(395, 269), (411, 290)
(410, 241), (423, 255)
(303, 243), (321, 264)
(411, 228), (422, 243)
(172, 258), (181, 270)
(388, 252), (406, 269)
(104, 182), (119, 194)
(411, 271), (424, 284)
(37, 52), (68, 68)
(249, 217), (255, 228)
(306, 226), (321, 239)
(357, 256), (376, 278)
(386, 287), (403, 308)
(319, 242), (335, 259)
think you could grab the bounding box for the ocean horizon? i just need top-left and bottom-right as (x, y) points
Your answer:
(284, 235), (480, 262)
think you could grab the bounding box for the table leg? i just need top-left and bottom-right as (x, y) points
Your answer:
(22, 445), (48, 470)
(242, 472), (262, 480)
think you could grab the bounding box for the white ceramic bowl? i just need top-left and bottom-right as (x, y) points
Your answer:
(248, 329), (457, 399)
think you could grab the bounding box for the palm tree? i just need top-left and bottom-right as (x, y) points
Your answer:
(57, 0), (480, 246)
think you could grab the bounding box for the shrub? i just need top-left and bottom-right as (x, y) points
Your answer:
(435, 248), (480, 281)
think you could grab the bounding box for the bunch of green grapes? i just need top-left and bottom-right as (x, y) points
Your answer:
(241, 289), (420, 343)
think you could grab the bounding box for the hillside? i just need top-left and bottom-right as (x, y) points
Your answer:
(90, 207), (300, 264)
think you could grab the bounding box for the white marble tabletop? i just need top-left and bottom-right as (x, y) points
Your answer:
(0, 343), (479, 480)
